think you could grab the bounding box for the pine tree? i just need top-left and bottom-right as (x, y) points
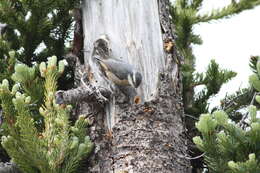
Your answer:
(0, 0), (80, 89)
(0, 56), (93, 173)
(170, 0), (260, 120)
(170, 0), (260, 171)
(219, 56), (259, 122)
(193, 57), (260, 173)
(0, 0), (81, 164)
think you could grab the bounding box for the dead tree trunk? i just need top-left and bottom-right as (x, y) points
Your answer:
(61, 0), (191, 172)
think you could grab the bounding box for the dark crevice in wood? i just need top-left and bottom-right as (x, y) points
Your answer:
(72, 8), (84, 64)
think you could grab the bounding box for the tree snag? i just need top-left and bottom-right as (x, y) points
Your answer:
(57, 0), (191, 172)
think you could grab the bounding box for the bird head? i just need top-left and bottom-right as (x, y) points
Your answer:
(128, 71), (142, 88)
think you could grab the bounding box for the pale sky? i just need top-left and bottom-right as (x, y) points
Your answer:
(192, 1), (260, 108)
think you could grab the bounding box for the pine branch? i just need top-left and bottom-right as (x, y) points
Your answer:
(249, 56), (259, 74)
(220, 87), (253, 115)
(0, 0), (80, 64)
(204, 60), (237, 95)
(193, 108), (260, 172)
(187, 60), (237, 115)
(195, 0), (260, 24)
(194, 56), (260, 172)
(0, 56), (93, 173)
(191, 0), (203, 10)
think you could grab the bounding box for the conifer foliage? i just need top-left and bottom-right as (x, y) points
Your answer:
(193, 57), (260, 173)
(0, 56), (93, 173)
(170, 0), (260, 117)
(0, 0), (79, 64)
(170, 0), (260, 171)
(0, 0), (80, 90)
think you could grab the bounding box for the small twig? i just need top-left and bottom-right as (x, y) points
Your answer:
(222, 91), (244, 111)
(250, 92), (257, 105)
(221, 89), (254, 119)
(185, 114), (199, 121)
(175, 152), (205, 160)
(238, 92), (257, 128)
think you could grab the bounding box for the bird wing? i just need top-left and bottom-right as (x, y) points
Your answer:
(95, 58), (132, 80)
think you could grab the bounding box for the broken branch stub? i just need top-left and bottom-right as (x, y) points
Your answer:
(55, 39), (113, 106)
(55, 85), (111, 105)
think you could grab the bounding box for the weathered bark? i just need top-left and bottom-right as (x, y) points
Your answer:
(63, 0), (191, 172)
(0, 162), (21, 173)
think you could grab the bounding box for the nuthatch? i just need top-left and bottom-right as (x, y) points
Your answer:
(95, 57), (142, 88)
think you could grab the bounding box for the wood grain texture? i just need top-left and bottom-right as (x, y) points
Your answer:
(82, 0), (165, 101)
(80, 0), (191, 172)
